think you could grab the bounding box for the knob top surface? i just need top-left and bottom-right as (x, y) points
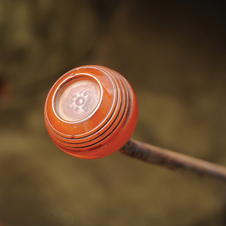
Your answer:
(54, 77), (102, 122)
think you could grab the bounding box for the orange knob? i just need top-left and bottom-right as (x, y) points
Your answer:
(44, 65), (138, 159)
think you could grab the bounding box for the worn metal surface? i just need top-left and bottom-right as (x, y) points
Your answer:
(120, 139), (226, 181)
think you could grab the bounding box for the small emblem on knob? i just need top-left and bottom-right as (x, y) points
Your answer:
(68, 89), (91, 112)
(55, 79), (101, 122)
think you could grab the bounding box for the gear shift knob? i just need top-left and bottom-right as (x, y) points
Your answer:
(44, 65), (226, 181)
(44, 65), (138, 159)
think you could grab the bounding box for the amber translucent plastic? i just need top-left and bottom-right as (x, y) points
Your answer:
(44, 65), (138, 159)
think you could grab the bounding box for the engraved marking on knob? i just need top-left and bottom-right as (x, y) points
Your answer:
(56, 79), (100, 122)
(68, 89), (91, 112)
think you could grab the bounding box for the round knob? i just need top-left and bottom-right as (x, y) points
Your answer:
(44, 65), (138, 159)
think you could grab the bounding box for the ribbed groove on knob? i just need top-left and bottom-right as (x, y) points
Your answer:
(44, 65), (138, 159)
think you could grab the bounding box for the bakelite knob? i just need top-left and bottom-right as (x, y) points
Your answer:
(44, 65), (138, 159)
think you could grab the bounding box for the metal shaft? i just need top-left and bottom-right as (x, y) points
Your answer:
(120, 139), (226, 181)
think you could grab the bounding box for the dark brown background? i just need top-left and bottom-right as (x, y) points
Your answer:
(0, 0), (226, 225)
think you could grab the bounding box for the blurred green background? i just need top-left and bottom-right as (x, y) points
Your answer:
(0, 0), (226, 225)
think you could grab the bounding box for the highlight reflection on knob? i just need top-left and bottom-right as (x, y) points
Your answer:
(44, 65), (138, 159)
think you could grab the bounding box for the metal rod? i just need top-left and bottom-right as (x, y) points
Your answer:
(120, 139), (226, 181)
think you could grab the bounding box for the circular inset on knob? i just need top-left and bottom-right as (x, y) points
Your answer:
(54, 76), (102, 122)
